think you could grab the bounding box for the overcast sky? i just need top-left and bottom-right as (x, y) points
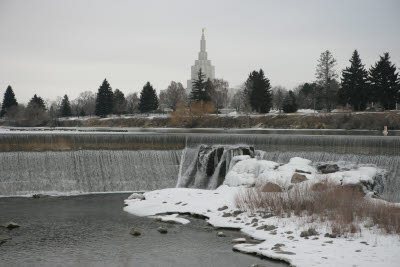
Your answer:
(1, 0), (399, 103)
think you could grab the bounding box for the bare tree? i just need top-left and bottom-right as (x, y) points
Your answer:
(315, 50), (339, 111)
(211, 78), (229, 113)
(271, 86), (287, 112)
(230, 87), (251, 113)
(72, 91), (96, 116)
(126, 92), (140, 114)
(159, 81), (187, 111)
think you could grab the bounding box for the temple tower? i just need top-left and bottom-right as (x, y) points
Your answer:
(186, 29), (215, 94)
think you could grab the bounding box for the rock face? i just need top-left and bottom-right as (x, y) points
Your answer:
(317, 164), (339, 174)
(177, 145), (255, 189)
(262, 182), (283, 192)
(291, 173), (308, 184)
(3, 222), (19, 230)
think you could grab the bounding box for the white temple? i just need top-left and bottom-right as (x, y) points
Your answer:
(186, 29), (215, 94)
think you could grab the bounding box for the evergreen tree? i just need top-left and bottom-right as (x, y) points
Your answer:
(190, 69), (209, 102)
(0, 85), (18, 117)
(27, 94), (46, 110)
(113, 89), (127, 115)
(60, 94), (72, 117)
(369, 53), (400, 110)
(139, 82), (159, 113)
(95, 79), (114, 117)
(282, 90), (298, 113)
(244, 69), (272, 113)
(202, 78), (214, 103)
(338, 50), (369, 111)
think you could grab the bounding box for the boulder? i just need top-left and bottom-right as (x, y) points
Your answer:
(256, 225), (277, 231)
(251, 218), (258, 223)
(217, 231), (226, 237)
(127, 193), (145, 200)
(217, 206), (228, 211)
(291, 173), (308, 184)
(232, 210), (244, 216)
(262, 183), (283, 193)
(157, 227), (168, 234)
(324, 233), (337, 238)
(3, 222), (19, 230)
(318, 164), (339, 174)
(129, 228), (141, 236)
(300, 228), (318, 237)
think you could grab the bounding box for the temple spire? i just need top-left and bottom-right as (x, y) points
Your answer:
(200, 29), (206, 58)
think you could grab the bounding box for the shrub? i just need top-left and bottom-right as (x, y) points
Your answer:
(235, 182), (400, 235)
(169, 101), (215, 127)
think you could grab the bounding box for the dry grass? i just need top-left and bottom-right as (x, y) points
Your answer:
(235, 181), (400, 235)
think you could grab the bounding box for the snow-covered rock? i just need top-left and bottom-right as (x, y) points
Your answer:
(127, 193), (145, 200)
(224, 156), (384, 195)
(151, 214), (190, 225)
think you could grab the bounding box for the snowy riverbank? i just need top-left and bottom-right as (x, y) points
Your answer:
(124, 185), (400, 267)
(124, 156), (400, 266)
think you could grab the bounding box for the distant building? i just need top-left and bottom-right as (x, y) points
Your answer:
(186, 29), (215, 95)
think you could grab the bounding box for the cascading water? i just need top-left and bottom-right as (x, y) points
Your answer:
(176, 145), (255, 189)
(0, 150), (181, 195)
(0, 133), (399, 201)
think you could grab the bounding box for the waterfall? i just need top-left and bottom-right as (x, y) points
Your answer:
(176, 145), (254, 189)
(0, 133), (399, 201)
(0, 150), (181, 196)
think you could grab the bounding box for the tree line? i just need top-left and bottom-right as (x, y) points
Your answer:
(1, 50), (399, 126)
(231, 50), (400, 113)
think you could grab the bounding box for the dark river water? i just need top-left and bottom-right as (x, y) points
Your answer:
(0, 194), (285, 267)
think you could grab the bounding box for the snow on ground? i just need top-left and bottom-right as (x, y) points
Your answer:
(124, 156), (400, 267)
(297, 109), (315, 114)
(124, 185), (400, 267)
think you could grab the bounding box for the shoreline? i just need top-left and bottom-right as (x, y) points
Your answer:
(124, 186), (400, 267)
